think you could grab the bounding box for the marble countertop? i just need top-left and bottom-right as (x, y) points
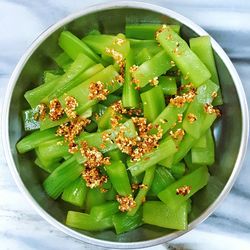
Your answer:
(1, 0), (250, 249)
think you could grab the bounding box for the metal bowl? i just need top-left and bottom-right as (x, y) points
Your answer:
(2, 1), (249, 248)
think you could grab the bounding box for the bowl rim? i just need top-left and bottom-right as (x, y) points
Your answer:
(2, 1), (249, 248)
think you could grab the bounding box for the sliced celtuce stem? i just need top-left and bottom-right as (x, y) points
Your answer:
(156, 26), (211, 87)
(66, 211), (113, 231)
(127, 165), (156, 216)
(61, 177), (87, 207)
(90, 201), (119, 221)
(125, 24), (180, 39)
(16, 128), (57, 153)
(128, 137), (178, 176)
(143, 201), (188, 230)
(25, 53), (95, 108)
(141, 86), (165, 123)
(43, 157), (83, 199)
(189, 36), (223, 105)
(50, 64), (105, 99)
(158, 76), (177, 95)
(112, 209), (143, 234)
(132, 50), (172, 88)
(58, 65), (122, 114)
(122, 50), (140, 108)
(105, 160), (132, 196)
(158, 166), (209, 209)
(59, 31), (102, 63)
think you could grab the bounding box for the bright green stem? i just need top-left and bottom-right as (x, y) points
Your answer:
(153, 103), (188, 135)
(129, 39), (161, 56)
(90, 201), (119, 221)
(85, 188), (107, 213)
(59, 31), (102, 63)
(83, 34), (114, 54)
(61, 177), (87, 207)
(105, 186), (117, 201)
(105, 160), (132, 196)
(50, 64), (104, 99)
(156, 26), (211, 87)
(54, 52), (72, 69)
(36, 138), (70, 161)
(66, 211), (113, 231)
(184, 151), (206, 173)
(173, 114), (217, 164)
(191, 128), (215, 165)
(182, 80), (219, 139)
(25, 53), (95, 108)
(58, 65), (122, 114)
(149, 165), (175, 196)
(122, 51), (140, 108)
(43, 157), (83, 199)
(170, 162), (186, 179)
(158, 76), (177, 95)
(132, 50), (172, 88)
(158, 166), (209, 209)
(135, 48), (152, 65)
(128, 137), (178, 176)
(141, 86), (165, 123)
(128, 165), (156, 216)
(192, 133), (207, 148)
(100, 94), (120, 107)
(16, 128), (56, 153)
(142, 201), (188, 230)
(189, 36), (223, 105)
(158, 155), (174, 168)
(125, 24), (180, 39)
(106, 149), (127, 162)
(34, 157), (60, 173)
(112, 209), (143, 234)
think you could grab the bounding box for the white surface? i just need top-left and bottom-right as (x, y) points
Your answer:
(1, 0), (250, 249)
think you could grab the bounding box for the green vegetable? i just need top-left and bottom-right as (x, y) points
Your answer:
(143, 201), (188, 230)
(112, 209), (143, 234)
(189, 36), (223, 105)
(191, 128), (215, 165)
(25, 53), (95, 108)
(66, 211), (113, 231)
(43, 157), (83, 199)
(158, 166), (209, 209)
(16, 128), (56, 153)
(156, 26), (211, 87)
(105, 160), (132, 196)
(149, 165), (175, 196)
(132, 50), (172, 88)
(85, 188), (106, 213)
(125, 24), (180, 39)
(128, 137), (177, 176)
(122, 51), (140, 108)
(90, 201), (119, 221)
(58, 65), (122, 114)
(62, 177), (87, 207)
(59, 31), (102, 63)
(158, 76), (177, 95)
(141, 86), (165, 123)
(128, 165), (156, 216)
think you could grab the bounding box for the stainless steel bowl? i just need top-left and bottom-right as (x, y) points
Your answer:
(2, 1), (249, 248)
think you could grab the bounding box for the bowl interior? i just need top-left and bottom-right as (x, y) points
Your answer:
(8, 6), (242, 245)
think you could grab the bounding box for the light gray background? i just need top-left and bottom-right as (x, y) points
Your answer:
(1, 0), (250, 249)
